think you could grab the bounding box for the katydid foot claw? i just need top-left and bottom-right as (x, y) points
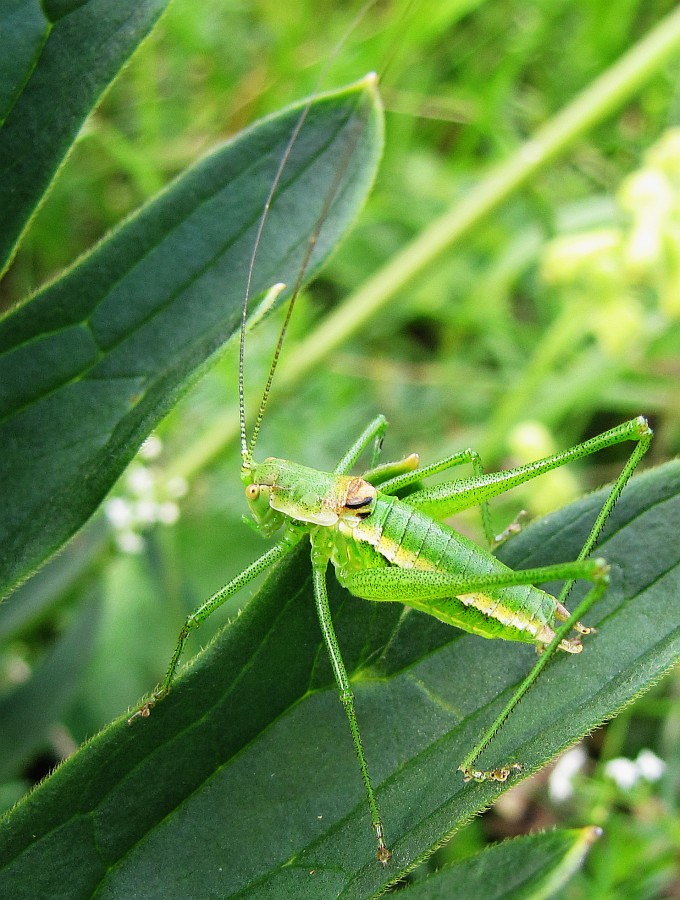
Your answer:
(127, 702), (154, 725)
(558, 637), (584, 654)
(127, 689), (166, 725)
(375, 824), (391, 865)
(377, 844), (392, 866)
(459, 762), (523, 783)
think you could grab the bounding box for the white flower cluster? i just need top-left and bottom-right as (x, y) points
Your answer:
(541, 128), (680, 356)
(104, 435), (188, 553)
(604, 748), (666, 790)
(548, 744), (666, 802)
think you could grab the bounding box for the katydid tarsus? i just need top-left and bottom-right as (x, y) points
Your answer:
(129, 65), (654, 867)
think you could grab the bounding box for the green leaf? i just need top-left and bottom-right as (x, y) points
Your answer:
(0, 0), (170, 271)
(0, 593), (101, 782)
(0, 518), (108, 642)
(0, 77), (384, 598)
(399, 826), (602, 899)
(0, 0), (48, 126)
(0, 459), (677, 898)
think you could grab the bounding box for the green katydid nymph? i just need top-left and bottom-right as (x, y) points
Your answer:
(129, 71), (653, 866)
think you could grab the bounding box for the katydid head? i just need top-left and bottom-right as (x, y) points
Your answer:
(243, 458), (377, 537)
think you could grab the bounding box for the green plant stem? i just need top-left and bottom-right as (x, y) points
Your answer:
(168, 6), (680, 482)
(283, 6), (680, 376)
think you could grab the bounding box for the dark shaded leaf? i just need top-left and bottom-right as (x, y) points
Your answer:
(0, 518), (108, 642)
(0, 593), (101, 781)
(399, 826), (602, 899)
(0, 0), (169, 270)
(0, 0), (48, 126)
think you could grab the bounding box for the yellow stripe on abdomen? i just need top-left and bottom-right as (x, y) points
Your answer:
(458, 592), (554, 642)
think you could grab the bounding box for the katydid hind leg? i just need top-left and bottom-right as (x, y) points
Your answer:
(458, 418), (652, 781)
(340, 556), (607, 651)
(401, 416), (652, 524)
(340, 556), (608, 604)
(457, 575), (610, 782)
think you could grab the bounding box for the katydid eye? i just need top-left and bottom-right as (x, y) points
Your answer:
(345, 495), (373, 509)
(246, 484), (260, 500)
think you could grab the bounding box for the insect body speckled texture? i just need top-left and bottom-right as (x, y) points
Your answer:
(130, 68), (654, 863)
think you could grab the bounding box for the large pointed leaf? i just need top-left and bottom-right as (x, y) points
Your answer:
(0, 77), (383, 597)
(0, 459), (677, 898)
(0, 0), (170, 271)
(399, 826), (602, 899)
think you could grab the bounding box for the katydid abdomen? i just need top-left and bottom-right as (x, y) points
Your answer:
(333, 492), (562, 646)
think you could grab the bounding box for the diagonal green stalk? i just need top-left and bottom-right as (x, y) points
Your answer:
(169, 5), (680, 483)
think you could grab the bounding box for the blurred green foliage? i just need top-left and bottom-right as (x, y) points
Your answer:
(1, 0), (680, 896)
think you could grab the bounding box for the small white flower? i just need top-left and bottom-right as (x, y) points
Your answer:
(166, 476), (189, 499)
(7, 656), (31, 685)
(619, 169), (673, 218)
(645, 128), (680, 176)
(134, 499), (158, 525)
(625, 217), (662, 271)
(139, 434), (163, 460)
(107, 442), (189, 554)
(541, 229), (621, 283)
(157, 501), (180, 525)
(509, 421), (554, 458)
(116, 530), (145, 554)
(105, 497), (135, 529)
(635, 749), (666, 782)
(549, 745), (588, 802)
(604, 756), (639, 789)
(604, 749), (666, 789)
(126, 464), (155, 496)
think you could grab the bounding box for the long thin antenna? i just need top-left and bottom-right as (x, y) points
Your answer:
(238, 105), (311, 464)
(239, 1), (379, 467)
(246, 95), (377, 461)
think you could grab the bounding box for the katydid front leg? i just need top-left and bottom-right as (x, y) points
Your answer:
(128, 535), (301, 723)
(310, 533), (391, 865)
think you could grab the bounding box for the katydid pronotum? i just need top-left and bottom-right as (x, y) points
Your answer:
(129, 72), (653, 866)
